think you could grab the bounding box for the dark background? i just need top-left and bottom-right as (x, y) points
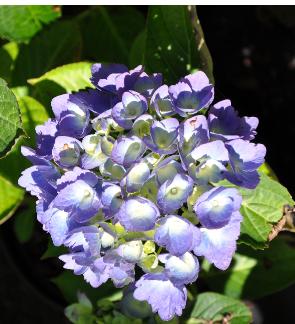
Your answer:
(1, 5), (295, 324)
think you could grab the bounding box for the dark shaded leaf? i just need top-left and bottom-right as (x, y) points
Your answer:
(14, 201), (35, 243)
(52, 270), (117, 304)
(11, 20), (82, 87)
(204, 238), (295, 300)
(144, 5), (213, 83)
(77, 6), (145, 65)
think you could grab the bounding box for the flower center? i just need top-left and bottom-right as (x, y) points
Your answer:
(171, 187), (178, 195)
(212, 199), (219, 208)
(84, 189), (91, 198)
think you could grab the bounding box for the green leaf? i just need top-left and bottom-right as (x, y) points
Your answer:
(65, 301), (95, 324)
(0, 96), (48, 184)
(0, 5), (61, 42)
(29, 62), (94, 108)
(11, 20), (82, 87)
(129, 31), (146, 68)
(0, 175), (24, 224)
(0, 42), (19, 83)
(41, 240), (67, 260)
(0, 96), (48, 224)
(52, 271), (117, 304)
(77, 6), (145, 65)
(189, 292), (252, 324)
(204, 238), (295, 300)
(258, 162), (278, 181)
(239, 173), (294, 249)
(0, 77), (22, 157)
(29, 62), (93, 91)
(144, 6), (213, 83)
(14, 200), (35, 243)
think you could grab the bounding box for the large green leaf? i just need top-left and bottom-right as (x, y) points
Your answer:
(0, 5), (60, 42)
(29, 62), (94, 108)
(144, 6), (213, 83)
(0, 42), (19, 83)
(0, 77), (22, 157)
(203, 238), (295, 300)
(189, 292), (251, 324)
(0, 96), (48, 224)
(11, 20), (82, 87)
(0, 96), (48, 183)
(0, 175), (24, 224)
(77, 6), (145, 65)
(239, 173), (294, 249)
(129, 31), (146, 68)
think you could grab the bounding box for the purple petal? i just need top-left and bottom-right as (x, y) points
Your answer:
(112, 91), (147, 129)
(21, 146), (52, 166)
(157, 174), (194, 213)
(150, 84), (175, 117)
(133, 72), (163, 97)
(64, 225), (101, 256)
(115, 65), (144, 95)
(111, 135), (146, 168)
(91, 63), (128, 92)
(194, 186), (242, 229)
(225, 139), (266, 189)
(155, 215), (200, 256)
(56, 167), (98, 192)
(117, 197), (160, 231)
(35, 118), (58, 157)
(51, 93), (90, 138)
(122, 161), (150, 193)
(178, 115), (209, 157)
(193, 211), (242, 270)
(51, 179), (101, 223)
(43, 208), (76, 246)
(183, 71), (211, 92)
(134, 273), (187, 321)
(18, 165), (59, 202)
(71, 89), (113, 115)
(208, 99), (259, 141)
(164, 252), (199, 285)
(145, 118), (179, 154)
(190, 140), (229, 163)
(152, 155), (184, 185)
(101, 182), (122, 217)
(52, 136), (82, 169)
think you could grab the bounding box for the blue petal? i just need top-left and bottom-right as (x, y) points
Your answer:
(134, 273), (187, 321)
(111, 135), (146, 168)
(52, 136), (82, 169)
(194, 186), (242, 229)
(118, 197), (160, 231)
(123, 161), (150, 193)
(51, 179), (101, 223)
(155, 215), (200, 256)
(193, 211), (242, 270)
(157, 174), (194, 213)
(164, 252), (199, 285)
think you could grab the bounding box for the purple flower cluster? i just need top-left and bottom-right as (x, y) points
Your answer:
(18, 63), (266, 321)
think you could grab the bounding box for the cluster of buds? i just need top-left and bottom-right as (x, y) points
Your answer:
(19, 63), (266, 321)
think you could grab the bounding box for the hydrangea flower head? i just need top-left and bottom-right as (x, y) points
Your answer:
(18, 63), (266, 321)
